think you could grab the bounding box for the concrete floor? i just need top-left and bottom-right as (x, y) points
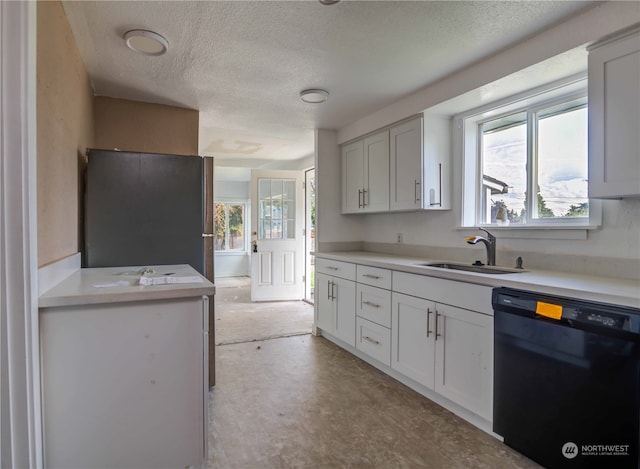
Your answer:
(208, 335), (541, 469)
(214, 277), (314, 345)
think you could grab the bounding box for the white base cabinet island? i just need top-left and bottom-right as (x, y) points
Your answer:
(39, 264), (215, 469)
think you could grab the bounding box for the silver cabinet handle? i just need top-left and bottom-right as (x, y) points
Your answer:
(427, 308), (433, 338)
(435, 310), (442, 340)
(362, 274), (380, 279)
(358, 189), (363, 208)
(327, 280), (332, 301)
(430, 163), (442, 207)
(326, 266), (339, 271)
(414, 180), (421, 203)
(331, 281), (336, 301)
(362, 189), (368, 207)
(363, 336), (380, 345)
(362, 301), (380, 308)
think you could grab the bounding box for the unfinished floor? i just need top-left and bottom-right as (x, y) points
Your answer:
(215, 277), (314, 345)
(209, 280), (540, 469)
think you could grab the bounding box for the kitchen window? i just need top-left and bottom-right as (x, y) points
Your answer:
(214, 202), (246, 251)
(458, 77), (600, 230)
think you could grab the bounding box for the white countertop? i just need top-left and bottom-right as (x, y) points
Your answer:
(39, 264), (215, 308)
(315, 251), (640, 308)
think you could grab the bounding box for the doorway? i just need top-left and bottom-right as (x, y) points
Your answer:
(304, 168), (316, 304)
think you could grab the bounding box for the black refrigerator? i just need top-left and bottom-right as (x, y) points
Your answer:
(84, 148), (216, 386)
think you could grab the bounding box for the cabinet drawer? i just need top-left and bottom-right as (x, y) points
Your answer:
(392, 271), (493, 314)
(356, 265), (392, 289)
(316, 258), (356, 281)
(356, 283), (391, 328)
(356, 317), (391, 367)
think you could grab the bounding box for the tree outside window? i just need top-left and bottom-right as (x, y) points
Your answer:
(479, 95), (588, 225)
(214, 203), (245, 251)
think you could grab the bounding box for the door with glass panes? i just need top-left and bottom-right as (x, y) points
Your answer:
(250, 170), (304, 301)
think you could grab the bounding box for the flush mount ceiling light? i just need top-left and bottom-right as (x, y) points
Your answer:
(300, 89), (329, 104)
(124, 29), (169, 56)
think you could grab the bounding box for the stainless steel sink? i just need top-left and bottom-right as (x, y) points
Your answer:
(415, 262), (527, 275)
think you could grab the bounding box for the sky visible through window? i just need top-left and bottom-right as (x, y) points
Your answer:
(482, 106), (588, 222)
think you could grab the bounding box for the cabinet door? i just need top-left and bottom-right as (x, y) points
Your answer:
(363, 131), (390, 213)
(391, 293), (435, 389)
(588, 29), (640, 198)
(315, 273), (333, 333)
(434, 304), (493, 421)
(333, 277), (356, 346)
(423, 115), (451, 210)
(341, 140), (365, 213)
(332, 278), (356, 347)
(390, 117), (423, 211)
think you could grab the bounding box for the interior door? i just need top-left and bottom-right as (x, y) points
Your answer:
(250, 170), (304, 301)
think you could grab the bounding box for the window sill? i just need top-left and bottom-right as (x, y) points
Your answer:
(458, 224), (600, 240)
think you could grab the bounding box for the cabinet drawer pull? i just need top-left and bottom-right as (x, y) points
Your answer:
(362, 301), (380, 308)
(427, 308), (433, 338)
(326, 266), (339, 270)
(363, 336), (380, 345)
(331, 281), (337, 301)
(435, 310), (442, 340)
(362, 274), (381, 279)
(362, 189), (368, 207)
(358, 189), (363, 208)
(415, 180), (421, 203)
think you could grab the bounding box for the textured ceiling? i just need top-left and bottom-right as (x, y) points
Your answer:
(62, 0), (597, 166)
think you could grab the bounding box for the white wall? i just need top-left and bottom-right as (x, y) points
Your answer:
(316, 2), (640, 279)
(315, 129), (363, 248)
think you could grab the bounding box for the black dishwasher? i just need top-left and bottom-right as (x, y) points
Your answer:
(493, 287), (640, 469)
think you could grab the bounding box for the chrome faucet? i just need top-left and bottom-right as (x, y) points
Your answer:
(465, 228), (496, 266)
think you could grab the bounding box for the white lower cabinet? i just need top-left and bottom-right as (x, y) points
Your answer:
(315, 257), (494, 427)
(391, 293), (435, 389)
(355, 280), (392, 365)
(434, 303), (493, 421)
(40, 296), (209, 469)
(391, 279), (494, 422)
(356, 317), (391, 366)
(316, 272), (356, 346)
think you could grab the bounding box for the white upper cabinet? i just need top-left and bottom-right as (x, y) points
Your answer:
(390, 117), (424, 211)
(363, 131), (391, 213)
(423, 115), (451, 210)
(342, 114), (451, 213)
(588, 27), (640, 198)
(341, 131), (390, 213)
(341, 140), (365, 213)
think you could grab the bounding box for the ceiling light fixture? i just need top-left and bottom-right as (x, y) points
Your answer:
(318, 0), (340, 4)
(300, 89), (329, 104)
(124, 29), (169, 56)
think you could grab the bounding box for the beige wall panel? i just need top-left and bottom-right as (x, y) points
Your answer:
(37, 1), (94, 267)
(94, 97), (199, 156)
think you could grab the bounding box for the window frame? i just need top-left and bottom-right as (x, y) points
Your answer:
(214, 200), (247, 253)
(456, 75), (601, 232)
